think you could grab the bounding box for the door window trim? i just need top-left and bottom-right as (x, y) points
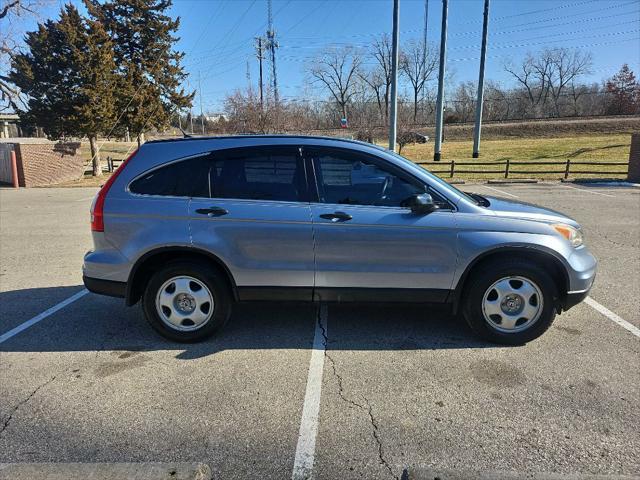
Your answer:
(303, 145), (456, 211)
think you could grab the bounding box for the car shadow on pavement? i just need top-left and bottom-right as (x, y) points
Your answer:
(0, 287), (501, 358)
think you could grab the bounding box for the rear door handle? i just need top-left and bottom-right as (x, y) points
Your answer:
(319, 211), (352, 222)
(195, 206), (228, 217)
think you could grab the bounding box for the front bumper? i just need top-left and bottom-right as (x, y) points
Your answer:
(563, 289), (590, 311)
(561, 246), (597, 312)
(83, 275), (126, 298)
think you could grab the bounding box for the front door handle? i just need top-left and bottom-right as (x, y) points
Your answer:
(319, 211), (352, 222)
(195, 206), (228, 217)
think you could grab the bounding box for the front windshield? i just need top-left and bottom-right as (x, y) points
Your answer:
(386, 149), (480, 205)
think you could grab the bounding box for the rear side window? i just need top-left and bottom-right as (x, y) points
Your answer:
(129, 156), (210, 197)
(210, 147), (303, 202)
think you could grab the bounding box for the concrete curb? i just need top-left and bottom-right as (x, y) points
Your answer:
(0, 462), (212, 480)
(561, 178), (640, 187)
(487, 179), (538, 184)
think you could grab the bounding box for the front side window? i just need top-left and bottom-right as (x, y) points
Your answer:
(129, 156), (210, 198)
(310, 149), (430, 208)
(210, 147), (303, 202)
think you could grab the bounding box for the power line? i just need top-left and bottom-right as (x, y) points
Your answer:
(451, 11), (640, 38)
(284, 0), (638, 42)
(449, 29), (640, 51)
(481, 0), (599, 23)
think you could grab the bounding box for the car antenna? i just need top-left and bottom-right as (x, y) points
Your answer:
(178, 127), (192, 138)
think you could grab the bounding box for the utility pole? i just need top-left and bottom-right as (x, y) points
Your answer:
(433, 0), (448, 161)
(198, 71), (205, 135)
(255, 36), (264, 110)
(423, 0), (429, 64)
(389, 0), (400, 151)
(266, 0), (279, 105)
(472, 0), (490, 158)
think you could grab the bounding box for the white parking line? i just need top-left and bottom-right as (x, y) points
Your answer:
(586, 297), (640, 338)
(560, 184), (616, 198)
(0, 289), (88, 344)
(479, 185), (519, 198)
(292, 304), (328, 480)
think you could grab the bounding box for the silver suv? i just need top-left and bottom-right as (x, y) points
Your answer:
(83, 136), (596, 344)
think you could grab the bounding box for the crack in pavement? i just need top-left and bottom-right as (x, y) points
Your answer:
(363, 396), (398, 480)
(0, 375), (57, 437)
(319, 308), (398, 480)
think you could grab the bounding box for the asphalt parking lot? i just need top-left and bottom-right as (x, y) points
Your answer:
(0, 183), (639, 479)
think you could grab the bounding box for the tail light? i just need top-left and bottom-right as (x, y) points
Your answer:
(90, 149), (138, 232)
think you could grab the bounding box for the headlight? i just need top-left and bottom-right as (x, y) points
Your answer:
(553, 223), (584, 248)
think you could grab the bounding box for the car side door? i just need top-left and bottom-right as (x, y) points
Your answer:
(305, 146), (458, 301)
(188, 145), (315, 300)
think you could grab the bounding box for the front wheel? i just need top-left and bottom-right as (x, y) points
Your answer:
(142, 261), (232, 342)
(462, 258), (559, 345)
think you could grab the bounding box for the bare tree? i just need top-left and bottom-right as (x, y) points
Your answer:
(504, 54), (549, 117)
(1, 0), (49, 111)
(547, 48), (592, 116)
(358, 68), (385, 122)
(505, 48), (592, 117)
(400, 39), (437, 122)
(370, 34), (393, 125)
(451, 81), (476, 123)
(309, 46), (361, 121)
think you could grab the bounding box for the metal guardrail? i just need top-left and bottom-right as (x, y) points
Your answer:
(415, 159), (629, 179)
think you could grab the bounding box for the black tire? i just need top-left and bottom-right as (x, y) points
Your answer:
(462, 258), (559, 345)
(142, 261), (232, 342)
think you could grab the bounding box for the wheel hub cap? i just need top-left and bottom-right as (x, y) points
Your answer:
(501, 294), (524, 315)
(175, 293), (196, 313)
(155, 275), (215, 332)
(481, 276), (543, 333)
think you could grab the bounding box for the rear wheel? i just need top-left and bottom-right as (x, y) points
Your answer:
(142, 261), (232, 342)
(462, 258), (559, 345)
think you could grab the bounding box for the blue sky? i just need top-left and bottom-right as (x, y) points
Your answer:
(26, 0), (640, 112)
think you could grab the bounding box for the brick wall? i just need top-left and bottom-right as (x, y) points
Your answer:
(628, 133), (640, 183)
(14, 142), (84, 187)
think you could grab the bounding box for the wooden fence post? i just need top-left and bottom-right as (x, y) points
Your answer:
(564, 159), (571, 179)
(504, 159), (510, 179)
(450, 160), (455, 178)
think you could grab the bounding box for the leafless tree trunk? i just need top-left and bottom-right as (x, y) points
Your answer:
(400, 39), (437, 123)
(370, 34), (393, 126)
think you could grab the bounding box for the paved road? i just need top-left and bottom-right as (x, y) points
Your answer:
(0, 184), (638, 479)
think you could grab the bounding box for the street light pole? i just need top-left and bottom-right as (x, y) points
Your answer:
(433, 0), (448, 161)
(389, 0), (400, 151)
(472, 0), (490, 158)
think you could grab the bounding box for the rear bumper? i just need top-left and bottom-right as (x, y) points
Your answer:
(83, 275), (126, 298)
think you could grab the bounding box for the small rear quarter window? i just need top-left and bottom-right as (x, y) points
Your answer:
(129, 156), (210, 197)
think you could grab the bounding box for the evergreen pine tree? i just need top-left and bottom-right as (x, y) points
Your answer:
(85, 0), (193, 146)
(11, 4), (117, 176)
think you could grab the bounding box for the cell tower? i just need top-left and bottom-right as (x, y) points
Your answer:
(265, 0), (279, 105)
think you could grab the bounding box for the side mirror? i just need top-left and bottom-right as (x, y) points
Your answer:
(407, 193), (437, 214)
